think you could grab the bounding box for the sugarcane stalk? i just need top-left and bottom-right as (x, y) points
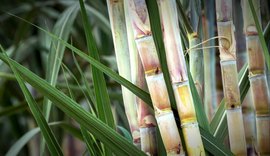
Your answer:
(137, 101), (157, 155)
(242, 96), (256, 155)
(188, 0), (204, 102)
(157, 0), (205, 155)
(234, 1), (256, 154)
(242, 1), (270, 154)
(215, 0), (247, 155)
(126, 0), (184, 155)
(189, 35), (204, 100)
(249, 75), (270, 154)
(124, 2), (158, 155)
(106, 0), (140, 147)
(202, 0), (217, 121)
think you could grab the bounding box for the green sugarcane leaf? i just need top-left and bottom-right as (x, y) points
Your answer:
(6, 126), (45, 156)
(6, 122), (83, 156)
(0, 37), (37, 81)
(81, 127), (102, 156)
(200, 127), (234, 156)
(264, 21), (270, 43)
(5, 9), (152, 120)
(61, 64), (102, 155)
(0, 72), (15, 80)
(79, 0), (115, 137)
(44, 19), (150, 106)
(6, 11), (152, 119)
(188, 70), (210, 131)
(60, 62), (95, 114)
(71, 52), (97, 114)
(0, 54), (146, 156)
(117, 126), (133, 143)
(43, 2), (79, 120)
(40, 4), (79, 154)
(5, 52), (63, 156)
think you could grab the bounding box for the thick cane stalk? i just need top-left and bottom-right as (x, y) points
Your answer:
(158, 0), (205, 155)
(242, 91), (256, 155)
(234, 1), (256, 154)
(106, 0), (140, 147)
(215, 0), (247, 155)
(188, 0), (204, 102)
(202, 0), (217, 121)
(242, 0), (270, 154)
(126, 0), (184, 155)
(124, 2), (158, 155)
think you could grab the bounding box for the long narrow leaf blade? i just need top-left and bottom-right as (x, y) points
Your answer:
(6, 12), (152, 115)
(6, 122), (83, 156)
(188, 70), (210, 131)
(79, 0), (115, 131)
(61, 65), (101, 155)
(43, 2), (79, 120)
(40, 5), (79, 154)
(0, 54), (146, 156)
(6, 55), (63, 156)
(200, 128), (234, 156)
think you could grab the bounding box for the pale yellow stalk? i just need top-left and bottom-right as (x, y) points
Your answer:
(216, 0), (247, 155)
(124, 2), (158, 155)
(242, 95), (256, 155)
(234, 1), (256, 153)
(106, 0), (140, 147)
(126, 0), (184, 155)
(158, 0), (205, 155)
(242, 0), (270, 155)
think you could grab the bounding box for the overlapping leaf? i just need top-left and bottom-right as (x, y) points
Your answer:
(0, 53), (146, 156)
